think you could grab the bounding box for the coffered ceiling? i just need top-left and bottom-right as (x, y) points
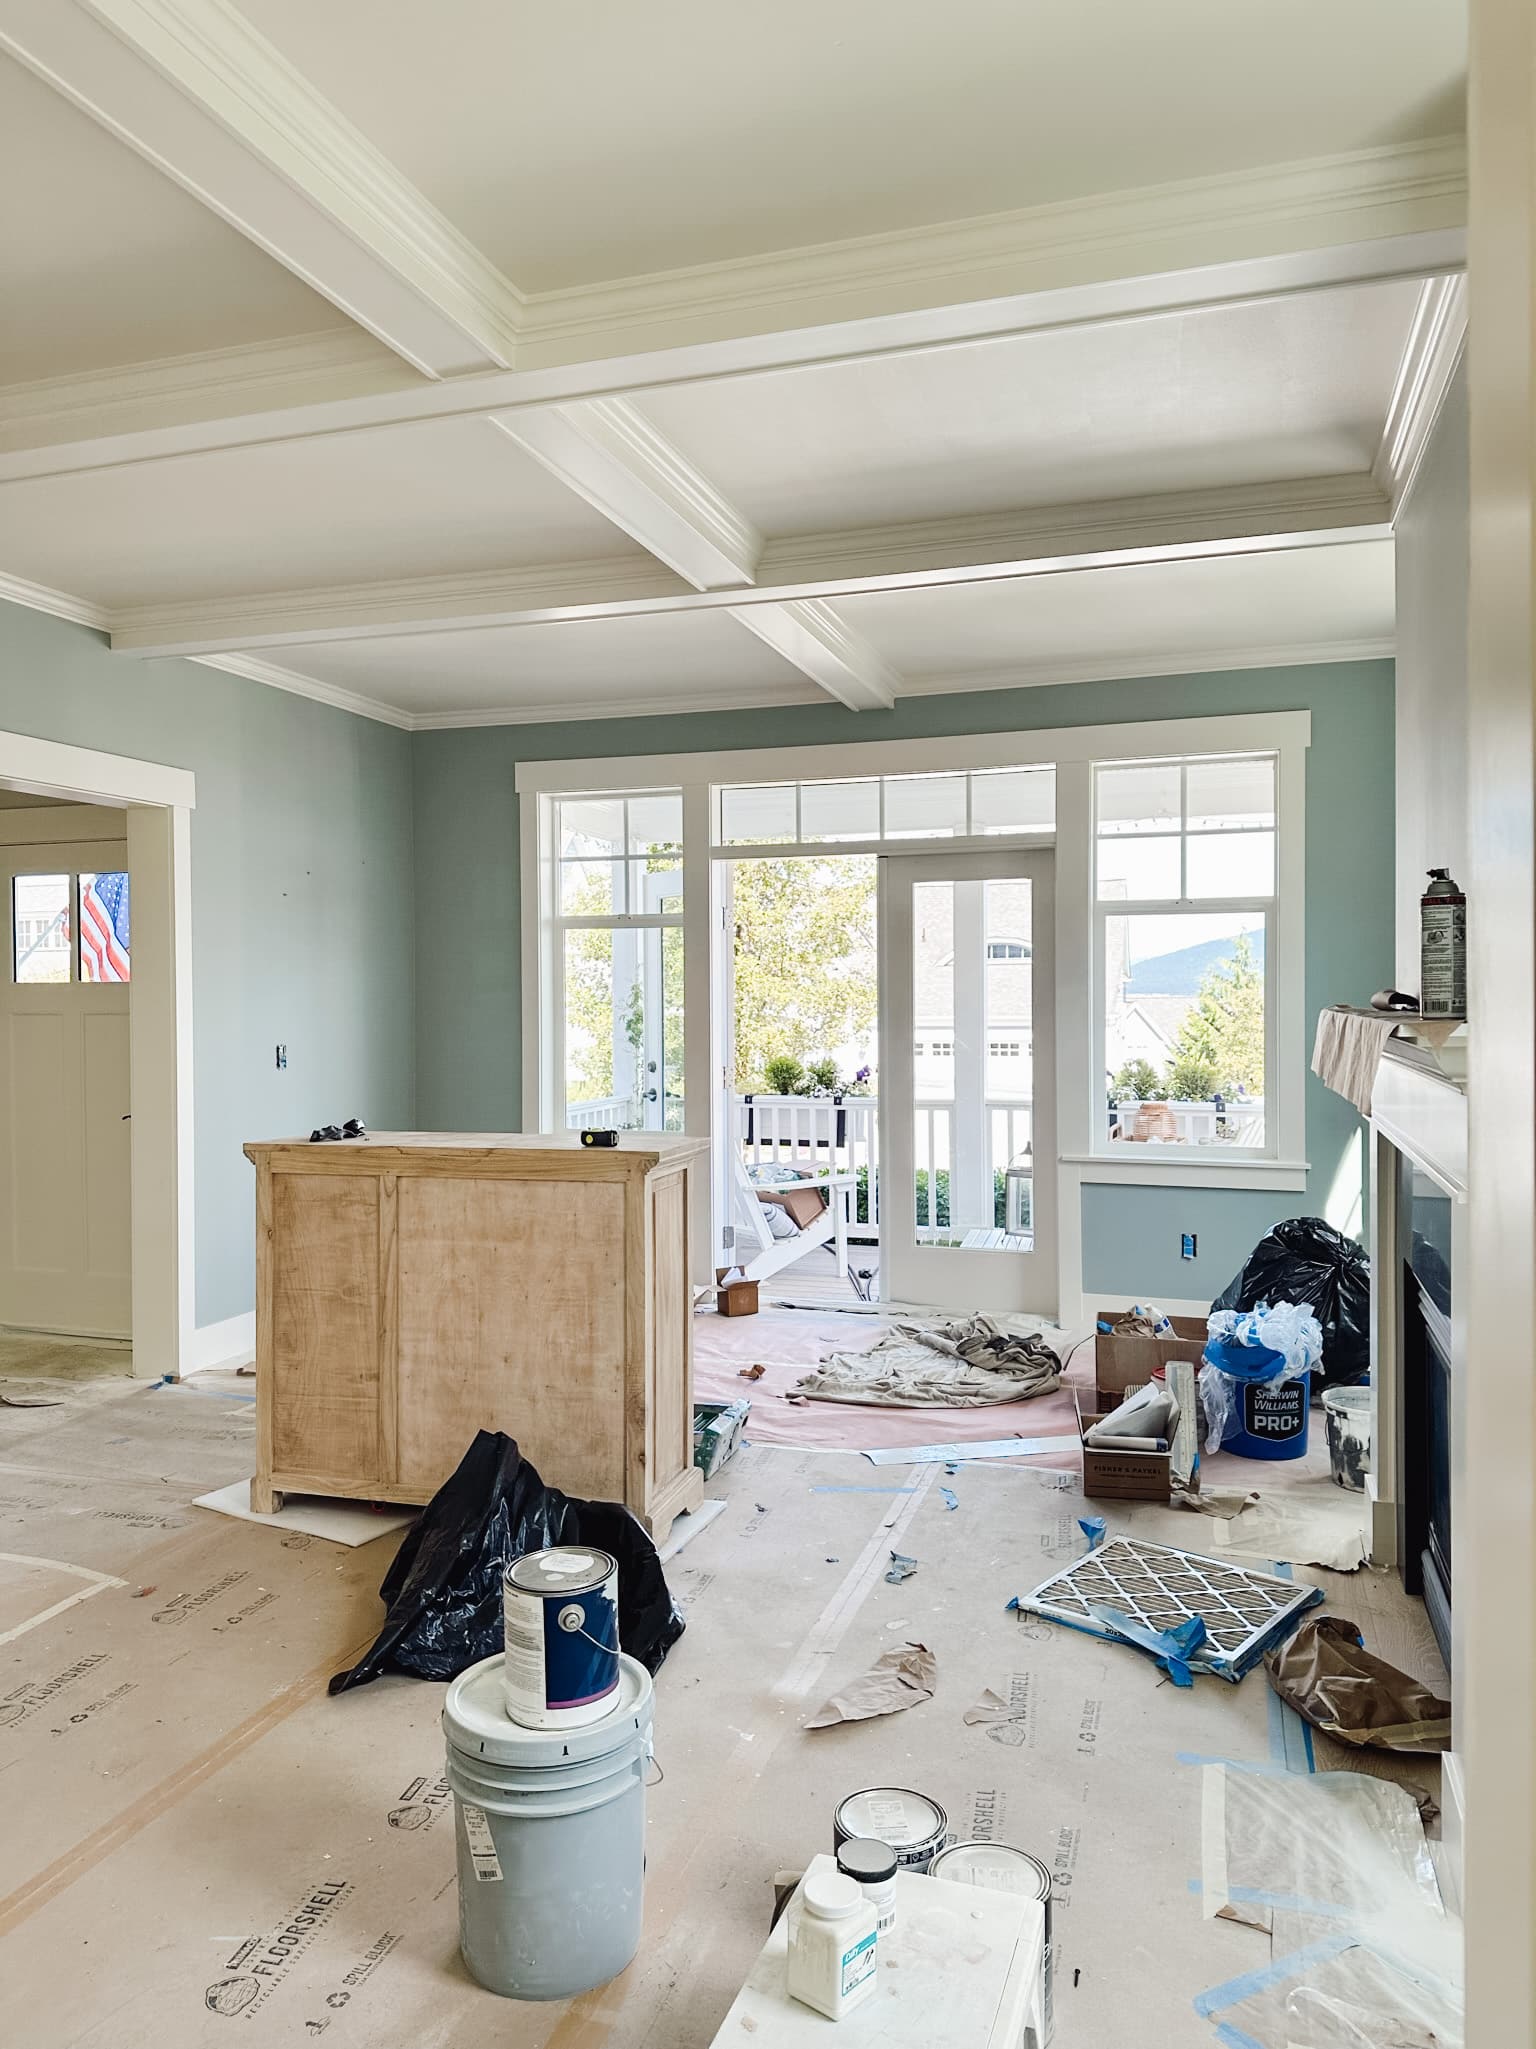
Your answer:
(0, 1), (1468, 728)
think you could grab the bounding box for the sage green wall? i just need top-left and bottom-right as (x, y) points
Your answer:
(413, 659), (1395, 1302)
(0, 600), (416, 1331)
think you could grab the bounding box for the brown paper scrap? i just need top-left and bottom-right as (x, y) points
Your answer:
(1265, 1614), (1452, 1753)
(805, 1642), (936, 1729)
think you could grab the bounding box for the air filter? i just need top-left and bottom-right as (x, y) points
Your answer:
(1016, 1534), (1321, 1681)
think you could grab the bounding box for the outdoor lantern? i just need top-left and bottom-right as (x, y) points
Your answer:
(1004, 1145), (1033, 1236)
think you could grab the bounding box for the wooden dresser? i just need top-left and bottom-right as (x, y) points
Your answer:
(242, 1132), (707, 1541)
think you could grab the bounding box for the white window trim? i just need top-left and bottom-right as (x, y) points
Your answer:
(517, 709), (1311, 1315)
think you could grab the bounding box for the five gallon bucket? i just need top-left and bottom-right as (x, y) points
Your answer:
(1215, 1370), (1312, 1461)
(1322, 1385), (1372, 1491)
(443, 1651), (654, 2000)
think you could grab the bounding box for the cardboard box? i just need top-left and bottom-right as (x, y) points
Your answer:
(1075, 1387), (1173, 1503)
(716, 1267), (760, 1317)
(1094, 1309), (1208, 1401)
(756, 1183), (827, 1231)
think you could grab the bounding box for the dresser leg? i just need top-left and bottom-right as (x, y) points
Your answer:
(250, 1477), (283, 1515)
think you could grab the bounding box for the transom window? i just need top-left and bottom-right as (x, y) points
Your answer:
(12, 870), (131, 985)
(720, 765), (1055, 848)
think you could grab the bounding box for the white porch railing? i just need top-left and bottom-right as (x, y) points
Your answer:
(735, 1092), (1035, 1240)
(566, 1094), (631, 1128)
(737, 1093), (881, 1232)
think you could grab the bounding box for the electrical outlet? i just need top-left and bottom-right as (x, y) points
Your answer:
(1181, 1231), (1197, 1261)
(275, 1044), (287, 1070)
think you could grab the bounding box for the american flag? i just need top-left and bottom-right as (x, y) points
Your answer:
(80, 871), (130, 983)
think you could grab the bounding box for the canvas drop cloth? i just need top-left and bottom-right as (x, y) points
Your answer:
(793, 1314), (1063, 1408)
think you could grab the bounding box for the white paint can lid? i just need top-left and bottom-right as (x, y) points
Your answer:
(929, 1841), (1052, 1902)
(444, 1651), (652, 1766)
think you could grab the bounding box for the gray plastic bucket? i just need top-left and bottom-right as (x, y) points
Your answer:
(443, 1651), (654, 2000)
(1321, 1385), (1372, 1491)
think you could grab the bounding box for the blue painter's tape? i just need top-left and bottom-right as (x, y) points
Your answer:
(1193, 1936), (1355, 2017)
(1186, 1878), (1354, 1920)
(1078, 1515), (1106, 1550)
(1213, 2024), (1268, 2049)
(810, 1485), (919, 1494)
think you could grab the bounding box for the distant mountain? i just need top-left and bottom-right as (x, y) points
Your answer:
(1126, 929), (1264, 996)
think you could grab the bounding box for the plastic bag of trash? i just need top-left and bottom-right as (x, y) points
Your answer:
(1202, 1301), (1322, 1449)
(328, 1430), (685, 1694)
(1265, 1614), (1451, 1753)
(1211, 1216), (1370, 1390)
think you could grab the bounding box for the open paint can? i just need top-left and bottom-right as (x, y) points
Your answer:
(503, 1546), (620, 1730)
(930, 1840), (1054, 2042)
(832, 1788), (947, 1872)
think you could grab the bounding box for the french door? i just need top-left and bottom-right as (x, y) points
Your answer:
(880, 849), (1055, 1314)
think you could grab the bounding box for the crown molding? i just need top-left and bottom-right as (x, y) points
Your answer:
(900, 636), (1396, 699)
(107, 475), (1391, 660)
(190, 651), (416, 729)
(0, 0), (524, 377)
(109, 557), (686, 656)
(410, 679), (824, 732)
(0, 330), (413, 452)
(516, 137), (1467, 362)
(0, 571), (111, 630)
(1374, 273), (1468, 514)
(492, 399), (762, 589)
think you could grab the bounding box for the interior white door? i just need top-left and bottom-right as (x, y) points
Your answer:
(880, 849), (1056, 1314)
(0, 842), (132, 1338)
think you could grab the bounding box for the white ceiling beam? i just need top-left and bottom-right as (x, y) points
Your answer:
(729, 601), (897, 712)
(490, 401), (761, 589)
(0, 158), (1464, 484)
(0, 0), (523, 377)
(105, 475), (1390, 658)
(1373, 273), (1468, 514)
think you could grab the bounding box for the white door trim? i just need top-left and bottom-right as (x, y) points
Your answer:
(0, 731), (195, 1379)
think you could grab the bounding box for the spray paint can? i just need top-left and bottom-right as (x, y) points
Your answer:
(1420, 868), (1467, 1020)
(929, 1840), (1055, 2043)
(503, 1547), (620, 1729)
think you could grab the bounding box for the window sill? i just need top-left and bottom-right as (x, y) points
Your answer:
(1062, 1154), (1310, 1192)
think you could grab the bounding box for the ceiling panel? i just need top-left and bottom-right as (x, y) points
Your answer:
(0, 55), (364, 384)
(838, 541), (1395, 683)
(277, 610), (819, 717)
(0, 418), (651, 607)
(240, 0), (1462, 289)
(638, 284), (1422, 534)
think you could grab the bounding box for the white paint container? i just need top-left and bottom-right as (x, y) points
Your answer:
(503, 1545), (620, 1730)
(833, 1787), (947, 1872)
(930, 1839), (1054, 2042)
(443, 1651), (653, 2000)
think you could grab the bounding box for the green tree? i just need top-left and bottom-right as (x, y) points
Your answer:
(1110, 1058), (1163, 1101)
(731, 857), (878, 1089)
(1171, 932), (1264, 1093)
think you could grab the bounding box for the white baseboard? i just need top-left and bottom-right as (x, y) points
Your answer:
(186, 1310), (256, 1373)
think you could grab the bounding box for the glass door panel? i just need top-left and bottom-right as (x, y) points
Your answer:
(882, 851), (1054, 1313)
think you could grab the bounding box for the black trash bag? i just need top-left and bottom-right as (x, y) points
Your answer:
(1212, 1215), (1370, 1391)
(329, 1429), (685, 1694)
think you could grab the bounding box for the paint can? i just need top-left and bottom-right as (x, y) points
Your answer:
(503, 1546), (620, 1730)
(443, 1650), (653, 1999)
(929, 1839), (1054, 2042)
(832, 1787), (946, 1873)
(1321, 1384), (1372, 1491)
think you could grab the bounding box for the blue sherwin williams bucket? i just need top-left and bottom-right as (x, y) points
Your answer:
(503, 1546), (620, 1730)
(1204, 1339), (1311, 1462)
(444, 1651), (653, 1999)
